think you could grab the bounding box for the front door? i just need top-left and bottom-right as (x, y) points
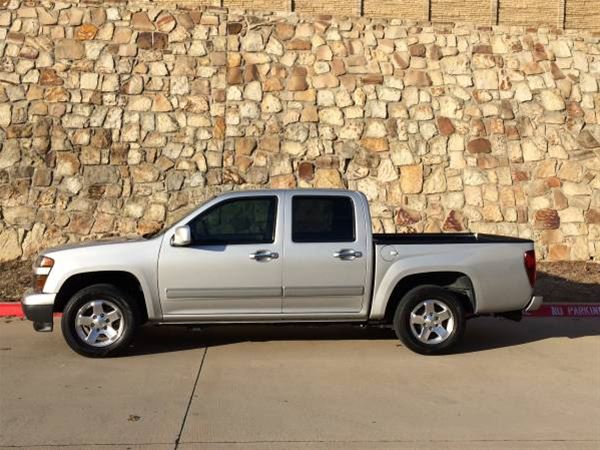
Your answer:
(282, 193), (369, 315)
(158, 194), (283, 317)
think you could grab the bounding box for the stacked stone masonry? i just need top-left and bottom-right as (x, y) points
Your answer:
(104, 0), (600, 31)
(222, 0), (289, 12)
(295, 0), (360, 18)
(498, 0), (562, 28)
(430, 0), (492, 26)
(0, 0), (599, 263)
(364, 0), (427, 21)
(565, 1), (600, 31)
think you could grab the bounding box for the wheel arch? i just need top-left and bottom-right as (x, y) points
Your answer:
(54, 271), (149, 323)
(383, 271), (476, 323)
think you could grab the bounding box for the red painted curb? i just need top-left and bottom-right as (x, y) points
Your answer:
(1, 302), (599, 318)
(0, 303), (62, 318)
(0, 303), (25, 317)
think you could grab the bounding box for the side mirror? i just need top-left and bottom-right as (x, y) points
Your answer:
(171, 225), (192, 247)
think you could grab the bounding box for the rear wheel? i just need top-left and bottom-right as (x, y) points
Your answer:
(61, 284), (138, 357)
(393, 285), (465, 355)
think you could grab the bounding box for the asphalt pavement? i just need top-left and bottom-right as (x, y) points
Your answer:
(0, 316), (599, 449)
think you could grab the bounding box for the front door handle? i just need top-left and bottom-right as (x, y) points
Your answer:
(249, 250), (279, 261)
(333, 249), (363, 260)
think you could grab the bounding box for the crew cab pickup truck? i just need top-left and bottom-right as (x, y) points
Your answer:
(22, 189), (542, 356)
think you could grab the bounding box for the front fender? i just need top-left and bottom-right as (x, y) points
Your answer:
(50, 266), (161, 320)
(41, 238), (164, 320)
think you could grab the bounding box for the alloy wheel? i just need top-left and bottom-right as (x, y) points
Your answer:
(74, 300), (125, 347)
(409, 299), (455, 345)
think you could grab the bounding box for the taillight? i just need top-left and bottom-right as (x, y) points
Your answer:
(524, 250), (536, 287)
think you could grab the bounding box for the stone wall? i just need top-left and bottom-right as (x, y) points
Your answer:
(0, 0), (599, 262)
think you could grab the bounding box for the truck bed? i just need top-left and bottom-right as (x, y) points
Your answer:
(373, 233), (533, 245)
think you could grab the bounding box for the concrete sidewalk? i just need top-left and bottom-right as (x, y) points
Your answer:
(0, 316), (599, 449)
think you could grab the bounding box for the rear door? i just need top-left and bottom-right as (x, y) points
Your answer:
(282, 192), (369, 315)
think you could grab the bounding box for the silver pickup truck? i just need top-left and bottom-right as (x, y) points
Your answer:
(22, 189), (542, 356)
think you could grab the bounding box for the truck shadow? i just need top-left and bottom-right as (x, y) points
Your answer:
(123, 271), (599, 357)
(124, 316), (599, 357)
(457, 315), (600, 353)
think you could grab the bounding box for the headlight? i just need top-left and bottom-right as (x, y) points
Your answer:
(33, 256), (54, 293)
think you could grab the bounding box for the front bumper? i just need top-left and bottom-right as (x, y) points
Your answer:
(524, 295), (543, 313)
(21, 291), (56, 332)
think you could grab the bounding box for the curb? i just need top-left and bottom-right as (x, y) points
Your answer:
(1, 302), (599, 318)
(0, 302), (62, 318)
(0, 303), (26, 317)
(523, 304), (600, 318)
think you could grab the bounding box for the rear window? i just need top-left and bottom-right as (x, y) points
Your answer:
(292, 196), (355, 243)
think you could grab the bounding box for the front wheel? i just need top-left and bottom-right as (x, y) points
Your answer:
(393, 285), (466, 355)
(61, 284), (138, 357)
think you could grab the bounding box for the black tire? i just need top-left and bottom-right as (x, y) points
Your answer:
(61, 284), (138, 357)
(393, 285), (466, 355)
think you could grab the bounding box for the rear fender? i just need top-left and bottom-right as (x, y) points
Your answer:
(370, 255), (479, 320)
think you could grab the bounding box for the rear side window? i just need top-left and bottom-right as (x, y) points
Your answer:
(189, 197), (277, 245)
(292, 196), (355, 243)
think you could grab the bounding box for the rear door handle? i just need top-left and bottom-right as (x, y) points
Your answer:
(249, 250), (279, 261)
(333, 249), (363, 260)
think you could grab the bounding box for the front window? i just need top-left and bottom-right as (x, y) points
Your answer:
(188, 196), (277, 245)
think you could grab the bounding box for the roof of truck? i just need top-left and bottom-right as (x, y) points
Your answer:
(216, 188), (357, 196)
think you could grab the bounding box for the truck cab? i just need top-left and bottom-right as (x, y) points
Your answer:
(158, 190), (373, 320)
